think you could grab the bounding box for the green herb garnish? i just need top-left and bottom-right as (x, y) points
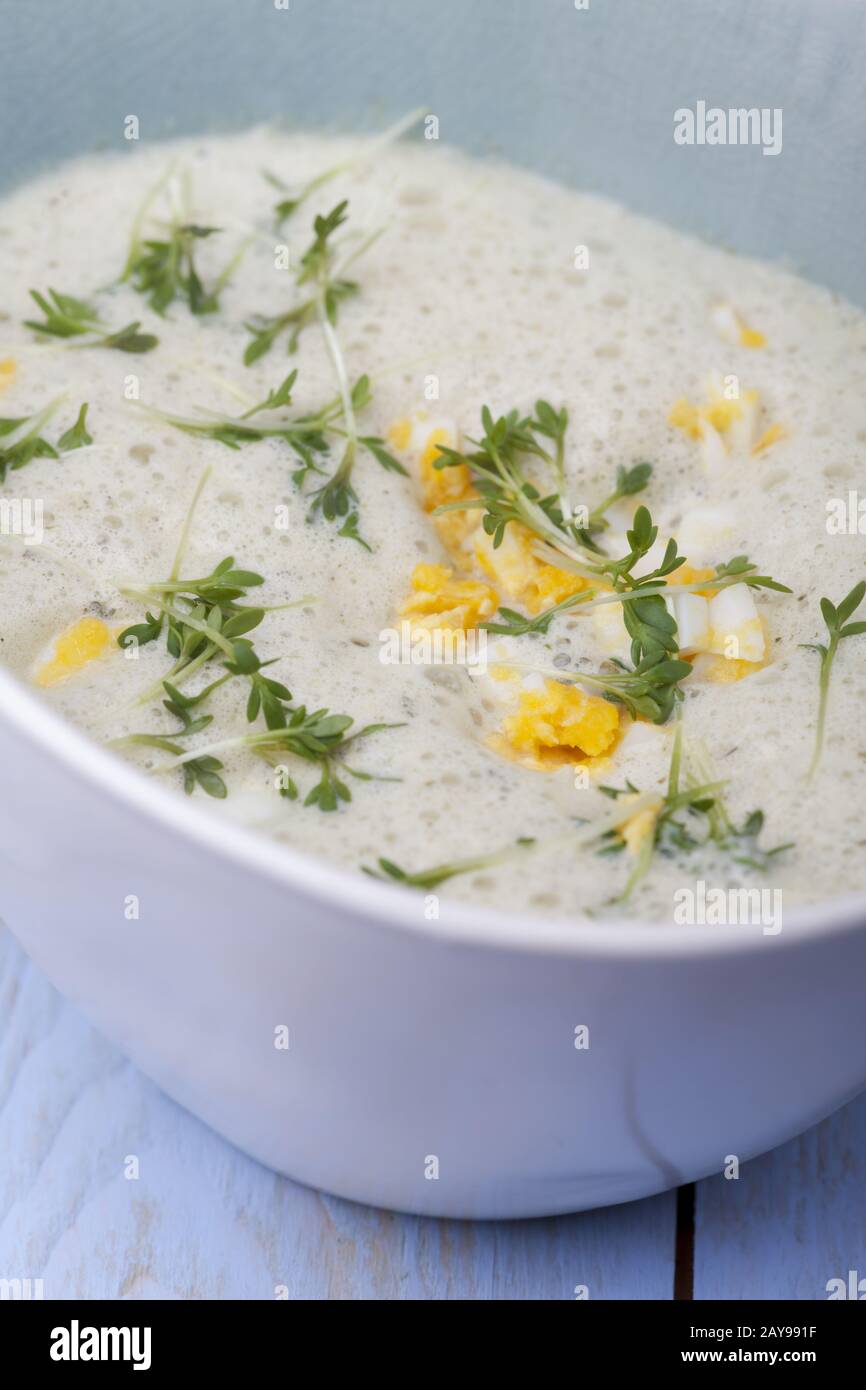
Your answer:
(367, 841), (537, 891)
(56, 403), (92, 452)
(244, 200), (404, 546)
(125, 222), (223, 315)
(801, 580), (866, 779)
(432, 403), (651, 553)
(362, 792), (661, 891)
(584, 461), (654, 533)
(243, 199), (375, 364)
(149, 707), (402, 811)
(141, 367), (406, 549)
(0, 397), (94, 481)
(108, 685), (228, 799)
(120, 168), (249, 316)
(264, 106), (426, 230)
(366, 727), (791, 902)
(112, 468), (398, 804)
(24, 289), (157, 353)
(599, 725), (793, 901)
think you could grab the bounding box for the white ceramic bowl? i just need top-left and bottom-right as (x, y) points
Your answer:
(2, 669), (866, 1218)
(1, 0), (864, 1218)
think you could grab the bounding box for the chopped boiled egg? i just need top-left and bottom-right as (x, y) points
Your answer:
(660, 584), (766, 665)
(620, 795), (663, 855)
(592, 578), (765, 669)
(388, 411), (476, 554)
(690, 653), (763, 683)
(664, 590), (710, 653)
(710, 302), (767, 349)
(669, 376), (782, 470)
(391, 409), (587, 616)
(499, 678), (620, 767)
(35, 616), (113, 687)
(0, 357), (16, 394)
(752, 421), (787, 454)
(666, 562), (717, 593)
(398, 562), (498, 633)
(707, 583), (765, 663)
(474, 522), (587, 614)
(591, 598), (631, 661)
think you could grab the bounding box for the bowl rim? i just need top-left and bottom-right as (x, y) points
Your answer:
(1, 661), (864, 961)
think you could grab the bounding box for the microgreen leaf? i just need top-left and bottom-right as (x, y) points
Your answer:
(0, 396), (92, 481)
(56, 403), (93, 452)
(801, 579), (866, 778)
(25, 288), (158, 354)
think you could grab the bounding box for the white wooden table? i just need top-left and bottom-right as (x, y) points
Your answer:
(1, 924), (864, 1300)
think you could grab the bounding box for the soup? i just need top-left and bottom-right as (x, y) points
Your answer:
(1, 121), (864, 922)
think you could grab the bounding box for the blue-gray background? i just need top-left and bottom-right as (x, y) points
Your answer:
(1, 0), (864, 301)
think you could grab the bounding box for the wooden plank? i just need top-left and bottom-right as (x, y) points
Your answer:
(0, 926), (676, 1300)
(693, 1092), (866, 1301)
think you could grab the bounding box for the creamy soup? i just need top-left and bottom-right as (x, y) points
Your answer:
(1, 123), (864, 922)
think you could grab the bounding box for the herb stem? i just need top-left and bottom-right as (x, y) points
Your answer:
(171, 465), (211, 581)
(128, 641), (221, 710)
(120, 162), (179, 281)
(807, 635), (836, 781)
(801, 580), (866, 780)
(317, 297), (357, 446)
(3, 392), (67, 448)
(367, 791), (663, 891)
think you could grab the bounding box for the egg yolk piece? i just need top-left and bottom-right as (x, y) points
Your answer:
(710, 303), (767, 349)
(620, 797), (663, 855)
(35, 617), (112, 687)
(666, 563), (717, 595)
(388, 414), (477, 556)
(398, 563), (498, 633)
(502, 679), (620, 765)
(474, 523), (588, 614)
(0, 357), (16, 393)
(669, 381), (784, 462)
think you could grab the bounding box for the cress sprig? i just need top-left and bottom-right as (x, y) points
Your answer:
(243, 200), (377, 364)
(154, 706), (402, 811)
(120, 168), (250, 317)
(499, 651), (692, 725)
(461, 412), (789, 701)
(363, 792), (662, 890)
(264, 106), (426, 230)
(141, 367), (405, 548)
(0, 397), (93, 483)
(109, 686), (229, 798)
(243, 199), (400, 546)
(490, 506), (790, 720)
(111, 468), (398, 804)
(432, 403), (622, 561)
(489, 505), (692, 722)
(597, 724), (792, 902)
(24, 289), (157, 354)
(801, 579), (866, 779)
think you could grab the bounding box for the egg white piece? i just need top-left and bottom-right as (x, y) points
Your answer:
(676, 505), (738, 562)
(710, 302), (743, 345)
(591, 599), (631, 661)
(707, 583), (765, 662)
(664, 590), (710, 653)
